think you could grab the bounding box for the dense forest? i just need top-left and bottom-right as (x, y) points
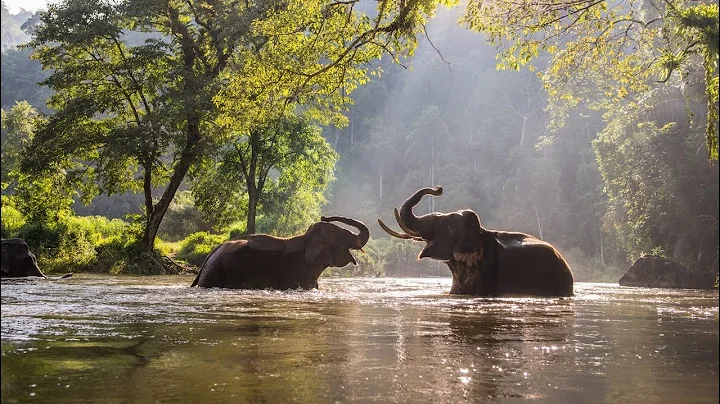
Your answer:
(1, 0), (718, 283)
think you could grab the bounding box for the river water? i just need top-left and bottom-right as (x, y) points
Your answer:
(1, 276), (718, 403)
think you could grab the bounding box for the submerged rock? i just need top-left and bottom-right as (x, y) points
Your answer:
(619, 255), (716, 290)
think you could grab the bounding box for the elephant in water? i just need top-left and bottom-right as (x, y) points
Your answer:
(378, 186), (573, 297)
(191, 216), (369, 289)
(1, 238), (72, 279)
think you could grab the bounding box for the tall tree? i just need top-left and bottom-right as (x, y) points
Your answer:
(191, 116), (337, 235)
(22, 0), (457, 257)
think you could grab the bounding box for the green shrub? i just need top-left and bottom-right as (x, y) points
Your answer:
(65, 216), (128, 242)
(91, 233), (138, 274)
(227, 221), (248, 239)
(0, 195), (26, 238)
(155, 238), (183, 257)
(13, 215), (130, 274)
(176, 232), (227, 267)
(157, 191), (213, 242)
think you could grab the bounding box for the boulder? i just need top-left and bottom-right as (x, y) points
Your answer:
(619, 255), (716, 290)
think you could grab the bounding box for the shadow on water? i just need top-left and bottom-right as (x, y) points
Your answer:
(1, 276), (718, 403)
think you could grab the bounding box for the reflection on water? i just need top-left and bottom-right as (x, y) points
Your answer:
(1, 276), (718, 403)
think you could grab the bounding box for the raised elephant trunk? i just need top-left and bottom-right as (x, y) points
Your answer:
(321, 216), (369, 249)
(398, 186), (443, 236)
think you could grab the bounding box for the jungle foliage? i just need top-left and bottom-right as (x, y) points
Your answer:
(1, 1), (717, 281)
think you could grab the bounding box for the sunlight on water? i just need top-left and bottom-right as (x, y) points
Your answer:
(1, 275), (718, 403)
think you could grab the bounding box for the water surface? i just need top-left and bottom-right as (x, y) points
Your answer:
(1, 276), (718, 403)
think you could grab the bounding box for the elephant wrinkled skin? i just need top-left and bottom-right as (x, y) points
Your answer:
(191, 216), (369, 289)
(378, 186), (574, 297)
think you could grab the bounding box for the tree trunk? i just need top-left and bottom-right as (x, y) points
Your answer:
(520, 115), (528, 147)
(245, 130), (260, 235)
(140, 133), (201, 252)
(143, 160), (154, 219)
(533, 200), (544, 240)
(247, 192), (258, 235)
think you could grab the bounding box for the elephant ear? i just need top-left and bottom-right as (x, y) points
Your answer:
(453, 210), (485, 266)
(305, 223), (336, 266)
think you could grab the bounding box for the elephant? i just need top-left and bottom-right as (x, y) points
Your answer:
(378, 186), (574, 297)
(1, 238), (72, 279)
(191, 215), (369, 289)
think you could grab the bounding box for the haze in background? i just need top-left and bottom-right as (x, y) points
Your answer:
(2, 0), (48, 13)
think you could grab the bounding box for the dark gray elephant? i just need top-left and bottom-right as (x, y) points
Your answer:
(378, 186), (573, 297)
(1, 238), (45, 278)
(1, 238), (71, 279)
(1, 238), (73, 279)
(191, 216), (369, 289)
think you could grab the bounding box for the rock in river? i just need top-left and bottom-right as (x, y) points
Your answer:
(619, 255), (717, 290)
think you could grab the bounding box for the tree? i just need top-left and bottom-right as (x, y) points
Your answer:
(23, 0), (458, 258)
(1, 102), (76, 224)
(191, 116), (337, 235)
(461, 0), (719, 160)
(1, 101), (38, 189)
(594, 83), (719, 273)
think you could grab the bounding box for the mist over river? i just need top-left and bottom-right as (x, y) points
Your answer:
(1, 276), (718, 403)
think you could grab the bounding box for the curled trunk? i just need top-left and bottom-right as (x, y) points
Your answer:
(398, 186), (443, 234)
(321, 216), (369, 249)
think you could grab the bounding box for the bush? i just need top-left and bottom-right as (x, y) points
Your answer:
(93, 238), (186, 275)
(175, 232), (227, 267)
(4, 214), (130, 274)
(157, 191), (213, 242)
(227, 221), (247, 239)
(92, 232), (140, 274)
(155, 238), (183, 257)
(0, 195), (26, 238)
(17, 216), (130, 274)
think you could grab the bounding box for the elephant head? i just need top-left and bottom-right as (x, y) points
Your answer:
(303, 215), (370, 268)
(1, 238), (47, 278)
(378, 186), (485, 264)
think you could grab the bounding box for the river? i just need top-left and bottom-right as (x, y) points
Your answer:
(1, 275), (718, 403)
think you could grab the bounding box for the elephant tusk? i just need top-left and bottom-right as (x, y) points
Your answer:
(377, 218), (423, 241)
(394, 208), (421, 237)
